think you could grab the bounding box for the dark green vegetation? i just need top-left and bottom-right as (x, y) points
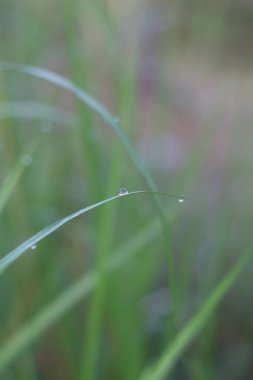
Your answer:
(1, 1), (253, 379)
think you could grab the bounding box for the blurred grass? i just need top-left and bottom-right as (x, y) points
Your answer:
(1, 0), (253, 379)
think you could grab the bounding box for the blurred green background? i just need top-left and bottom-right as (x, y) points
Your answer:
(1, 0), (253, 379)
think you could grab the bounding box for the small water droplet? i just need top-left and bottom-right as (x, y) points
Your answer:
(20, 154), (33, 166)
(31, 244), (37, 250)
(119, 188), (128, 196)
(40, 121), (53, 133)
(178, 198), (184, 203)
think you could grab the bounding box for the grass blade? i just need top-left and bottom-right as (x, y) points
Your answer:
(138, 241), (253, 380)
(0, 190), (182, 275)
(0, 101), (76, 126)
(0, 62), (154, 188)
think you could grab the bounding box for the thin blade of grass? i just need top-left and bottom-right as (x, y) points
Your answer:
(0, 63), (154, 188)
(0, 101), (76, 126)
(0, 188), (186, 371)
(0, 191), (182, 275)
(138, 241), (253, 380)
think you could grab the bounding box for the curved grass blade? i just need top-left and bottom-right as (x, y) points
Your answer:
(0, 63), (116, 127)
(138, 241), (253, 380)
(0, 101), (76, 127)
(0, 192), (186, 371)
(0, 63), (157, 191)
(0, 190), (184, 275)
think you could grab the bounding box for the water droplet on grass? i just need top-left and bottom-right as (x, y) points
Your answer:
(31, 244), (37, 250)
(178, 198), (184, 203)
(119, 188), (128, 196)
(20, 154), (33, 166)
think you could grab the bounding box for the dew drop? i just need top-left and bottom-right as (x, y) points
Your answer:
(119, 188), (128, 196)
(178, 198), (184, 203)
(20, 154), (33, 166)
(31, 244), (37, 250)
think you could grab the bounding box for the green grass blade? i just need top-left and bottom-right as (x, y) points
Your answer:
(0, 101), (76, 126)
(0, 62), (117, 125)
(0, 190), (181, 275)
(0, 62), (154, 188)
(0, 217), (160, 372)
(138, 241), (253, 380)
